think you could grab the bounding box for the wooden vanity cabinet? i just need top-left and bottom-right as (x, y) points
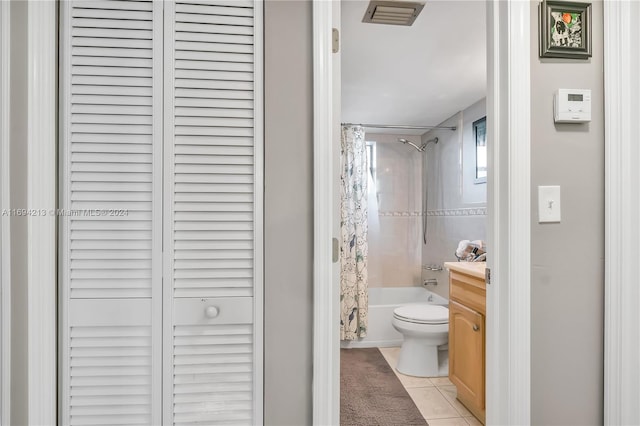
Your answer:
(448, 268), (486, 424)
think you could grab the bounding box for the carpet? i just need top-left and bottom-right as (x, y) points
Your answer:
(340, 348), (428, 426)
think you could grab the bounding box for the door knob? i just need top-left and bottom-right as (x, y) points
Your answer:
(205, 306), (220, 318)
(473, 324), (479, 331)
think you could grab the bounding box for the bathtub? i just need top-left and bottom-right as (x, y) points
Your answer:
(340, 287), (449, 349)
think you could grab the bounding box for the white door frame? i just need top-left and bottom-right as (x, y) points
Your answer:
(27, 1), (57, 425)
(0, 1), (11, 424)
(603, 1), (640, 424)
(312, 1), (340, 425)
(485, 1), (531, 423)
(312, 1), (532, 424)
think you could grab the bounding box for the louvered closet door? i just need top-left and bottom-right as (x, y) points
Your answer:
(163, 1), (263, 425)
(61, 1), (263, 425)
(59, 1), (164, 424)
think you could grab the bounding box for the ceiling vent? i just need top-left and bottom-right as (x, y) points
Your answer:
(362, 1), (425, 26)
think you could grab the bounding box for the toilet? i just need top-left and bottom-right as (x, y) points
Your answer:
(391, 303), (449, 377)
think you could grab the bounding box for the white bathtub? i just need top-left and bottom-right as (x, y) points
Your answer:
(340, 287), (449, 349)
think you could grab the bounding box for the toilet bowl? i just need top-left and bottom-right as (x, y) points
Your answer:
(391, 303), (449, 377)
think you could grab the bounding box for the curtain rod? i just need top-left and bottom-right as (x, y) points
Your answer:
(341, 123), (457, 131)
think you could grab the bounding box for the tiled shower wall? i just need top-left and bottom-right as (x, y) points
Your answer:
(421, 98), (487, 299)
(366, 133), (423, 288)
(365, 98), (486, 293)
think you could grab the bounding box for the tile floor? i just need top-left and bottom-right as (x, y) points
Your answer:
(379, 347), (483, 426)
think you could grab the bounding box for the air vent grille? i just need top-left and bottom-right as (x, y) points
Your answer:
(362, 1), (425, 26)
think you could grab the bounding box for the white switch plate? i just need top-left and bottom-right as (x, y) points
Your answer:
(538, 186), (561, 223)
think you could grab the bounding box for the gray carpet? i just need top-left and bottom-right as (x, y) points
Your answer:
(340, 348), (429, 426)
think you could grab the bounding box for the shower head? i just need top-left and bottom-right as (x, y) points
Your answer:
(398, 138), (424, 152)
(398, 137), (438, 152)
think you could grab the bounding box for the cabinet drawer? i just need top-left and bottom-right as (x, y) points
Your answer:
(449, 271), (486, 315)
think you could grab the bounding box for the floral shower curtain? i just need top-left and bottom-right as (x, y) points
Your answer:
(340, 126), (369, 340)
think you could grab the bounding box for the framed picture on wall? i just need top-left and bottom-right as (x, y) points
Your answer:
(539, 0), (592, 59)
(474, 117), (487, 184)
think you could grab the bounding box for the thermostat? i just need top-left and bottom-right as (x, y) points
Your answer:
(554, 89), (591, 123)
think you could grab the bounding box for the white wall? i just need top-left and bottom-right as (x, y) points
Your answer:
(530, 1), (604, 423)
(421, 98), (487, 299)
(264, 2), (313, 425)
(365, 133), (422, 288)
(9, 1), (28, 424)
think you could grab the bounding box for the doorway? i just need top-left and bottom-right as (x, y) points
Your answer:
(339, 2), (487, 423)
(312, 1), (532, 424)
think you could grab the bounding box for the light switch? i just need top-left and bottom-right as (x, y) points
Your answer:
(538, 186), (561, 223)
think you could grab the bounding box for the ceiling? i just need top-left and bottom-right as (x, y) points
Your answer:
(341, 0), (487, 135)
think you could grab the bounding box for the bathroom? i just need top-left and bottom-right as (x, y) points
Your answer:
(339, 1), (488, 425)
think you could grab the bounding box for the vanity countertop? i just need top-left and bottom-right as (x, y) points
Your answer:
(443, 261), (486, 280)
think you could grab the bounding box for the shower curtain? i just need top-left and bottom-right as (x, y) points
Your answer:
(340, 126), (369, 340)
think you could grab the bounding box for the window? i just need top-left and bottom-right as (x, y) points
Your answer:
(474, 117), (487, 183)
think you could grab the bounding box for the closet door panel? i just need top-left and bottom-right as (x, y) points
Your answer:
(62, 0), (161, 298)
(60, 0), (163, 424)
(172, 299), (254, 426)
(164, 0), (262, 424)
(68, 300), (153, 426)
(166, 0), (257, 301)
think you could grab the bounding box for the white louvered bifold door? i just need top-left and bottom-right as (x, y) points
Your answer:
(60, 1), (263, 425)
(59, 1), (163, 424)
(163, 1), (263, 425)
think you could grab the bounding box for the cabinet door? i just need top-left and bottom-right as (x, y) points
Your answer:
(449, 300), (485, 410)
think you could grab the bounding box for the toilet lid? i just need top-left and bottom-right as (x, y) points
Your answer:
(393, 304), (449, 324)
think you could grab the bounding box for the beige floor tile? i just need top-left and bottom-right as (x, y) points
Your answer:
(395, 371), (435, 388)
(378, 346), (400, 366)
(426, 417), (469, 426)
(464, 415), (483, 425)
(405, 386), (460, 420)
(437, 385), (472, 417)
(430, 376), (454, 386)
(376, 346), (483, 424)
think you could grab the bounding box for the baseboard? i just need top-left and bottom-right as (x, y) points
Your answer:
(340, 339), (403, 349)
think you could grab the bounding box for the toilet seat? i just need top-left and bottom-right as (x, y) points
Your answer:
(393, 304), (449, 325)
